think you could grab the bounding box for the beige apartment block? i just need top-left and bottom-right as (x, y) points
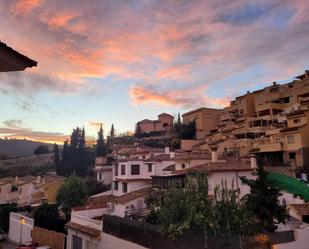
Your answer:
(188, 70), (309, 170)
(182, 107), (223, 139)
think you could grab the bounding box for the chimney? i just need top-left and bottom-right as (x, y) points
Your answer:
(170, 151), (175, 158)
(211, 149), (218, 163)
(15, 176), (19, 184)
(272, 81), (277, 86)
(250, 154), (257, 169)
(165, 146), (170, 154)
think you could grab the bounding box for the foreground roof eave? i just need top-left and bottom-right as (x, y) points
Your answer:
(0, 41), (37, 72)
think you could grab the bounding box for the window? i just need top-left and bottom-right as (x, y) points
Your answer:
(98, 173), (102, 181)
(121, 165), (126, 175)
(147, 163), (153, 172)
(114, 165), (118, 176)
(114, 181), (118, 191)
(294, 119), (300, 124)
(72, 235), (82, 249)
(123, 183), (128, 193)
(287, 135), (294, 144)
(163, 122), (169, 127)
(131, 164), (140, 175)
(289, 152), (296, 160)
(181, 163), (186, 169)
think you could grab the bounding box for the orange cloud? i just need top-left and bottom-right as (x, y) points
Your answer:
(39, 10), (79, 30)
(129, 85), (229, 108)
(10, 0), (43, 16)
(0, 127), (68, 144)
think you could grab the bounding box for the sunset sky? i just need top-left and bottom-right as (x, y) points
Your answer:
(0, 0), (308, 143)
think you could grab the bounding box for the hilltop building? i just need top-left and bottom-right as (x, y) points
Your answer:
(136, 113), (174, 134)
(182, 107), (223, 139)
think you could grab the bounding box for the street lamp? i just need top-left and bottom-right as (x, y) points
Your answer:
(19, 217), (26, 245)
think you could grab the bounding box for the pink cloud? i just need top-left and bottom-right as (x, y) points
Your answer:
(10, 0), (43, 16)
(129, 85), (229, 109)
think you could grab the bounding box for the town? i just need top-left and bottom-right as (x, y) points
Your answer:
(1, 1), (309, 249)
(1, 39), (309, 248)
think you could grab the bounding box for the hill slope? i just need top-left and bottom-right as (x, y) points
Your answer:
(0, 139), (55, 158)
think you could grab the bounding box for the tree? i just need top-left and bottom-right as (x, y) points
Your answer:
(0, 203), (17, 232)
(34, 145), (49, 155)
(96, 124), (106, 157)
(34, 202), (59, 225)
(147, 174), (258, 246)
(110, 124), (115, 139)
(135, 123), (142, 138)
(59, 127), (94, 176)
(53, 143), (60, 175)
(178, 121), (196, 139)
(56, 176), (88, 217)
(241, 165), (287, 233)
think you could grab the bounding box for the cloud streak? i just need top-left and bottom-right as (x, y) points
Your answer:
(0, 127), (68, 144)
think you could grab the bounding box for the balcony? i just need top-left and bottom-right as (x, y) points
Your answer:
(257, 142), (283, 152)
(256, 102), (285, 113)
(71, 213), (103, 231)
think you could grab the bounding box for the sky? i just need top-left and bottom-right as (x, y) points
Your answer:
(0, 0), (308, 143)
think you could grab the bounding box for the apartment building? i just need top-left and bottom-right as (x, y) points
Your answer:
(182, 107), (223, 139)
(189, 70), (309, 170)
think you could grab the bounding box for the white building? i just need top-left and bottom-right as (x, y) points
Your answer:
(8, 212), (34, 244)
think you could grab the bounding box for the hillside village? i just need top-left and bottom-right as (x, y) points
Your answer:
(0, 68), (309, 249)
(1, 17), (309, 249)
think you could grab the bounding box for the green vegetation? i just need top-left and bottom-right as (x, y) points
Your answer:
(146, 174), (257, 244)
(0, 203), (17, 232)
(34, 145), (50, 155)
(96, 124), (107, 157)
(56, 175), (88, 216)
(53, 143), (61, 175)
(241, 166), (287, 233)
(34, 202), (59, 223)
(58, 127), (94, 176)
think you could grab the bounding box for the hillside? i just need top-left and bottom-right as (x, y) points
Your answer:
(0, 139), (55, 158)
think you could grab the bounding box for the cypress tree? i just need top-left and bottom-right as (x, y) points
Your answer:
(110, 124), (115, 139)
(53, 143), (60, 175)
(96, 124), (106, 156)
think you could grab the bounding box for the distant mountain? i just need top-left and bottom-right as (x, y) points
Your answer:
(0, 139), (55, 158)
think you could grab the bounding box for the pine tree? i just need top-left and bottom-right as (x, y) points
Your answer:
(96, 124), (106, 156)
(241, 165), (287, 232)
(53, 143), (60, 175)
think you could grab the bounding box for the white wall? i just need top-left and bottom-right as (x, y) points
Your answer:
(208, 171), (254, 199)
(8, 212), (34, 244)
(0, 183), (12, 202)
(273, 225), (309, 249)
(67, 229), (147, 249)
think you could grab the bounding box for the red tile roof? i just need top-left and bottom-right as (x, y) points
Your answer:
(176, 161), (252, 174)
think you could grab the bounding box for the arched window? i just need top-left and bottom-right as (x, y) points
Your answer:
(163, 122), (169, 127)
